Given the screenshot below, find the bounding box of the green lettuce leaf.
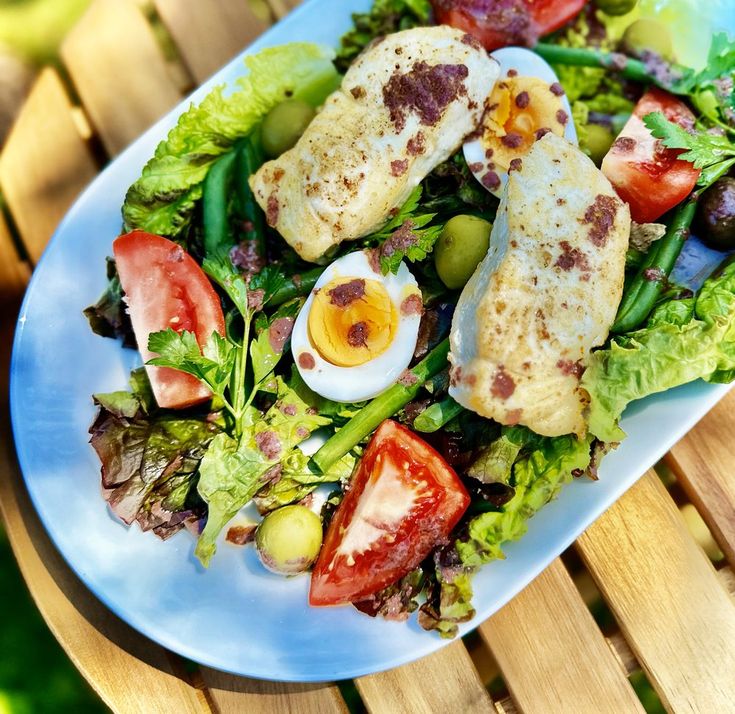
[122,43,338,236]
[195,379,330,565]
[418,547,476,639]
[457,433,592,567]
[254,448,356,514]
[583,260,735,442]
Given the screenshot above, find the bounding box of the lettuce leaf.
[194,378,330,565]
[89,375,218,538]
[457,432,592,567]
[583,260,735,442]
[122,43,338,237]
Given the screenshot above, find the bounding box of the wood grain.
[356,641,492,714]
[200,669,346,713]
[0,69,97,263]
[267,0,303,19]
[61,0,181,155]
[154,0,269,84]
[577,471,735,713]
[480,558,643,713]
[0,214,30,312]
[666,390,735,565]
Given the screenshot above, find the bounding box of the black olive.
[694,177,735,251]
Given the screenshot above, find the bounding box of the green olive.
[434,215,492,290]
[585,123,615,166]
[255,505,323,575]
[622,18,674,60]
[261,99,316,158]
[594,0,637,16]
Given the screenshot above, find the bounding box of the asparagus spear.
[311,338,451,472]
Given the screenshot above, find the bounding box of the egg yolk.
[307,277,397,367]
[483,76,567,172]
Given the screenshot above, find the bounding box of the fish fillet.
[250,26,499,262]
[449,133,630,437]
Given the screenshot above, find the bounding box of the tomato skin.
[113,231,226,409]
[601,88,701,224]
[431,0,588,51]
[309,420,470,606]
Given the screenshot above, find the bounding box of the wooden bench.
[1,2,734,711]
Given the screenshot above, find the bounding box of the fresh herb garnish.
[644,112,735,188]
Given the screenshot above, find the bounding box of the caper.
[261,99,316,158]
[585,123,615,166]
[255,505,323,575]
[594,0,637,16]
[434,215,492,290]
[622,18,674,61]
[694,177,735,251]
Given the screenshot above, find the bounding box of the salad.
[84,0,735,637]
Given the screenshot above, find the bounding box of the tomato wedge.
[309,420,470,606]
[601,88,701,224]
[431,0,588,51]
[113,231,226,409]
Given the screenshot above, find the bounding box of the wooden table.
[1,2,735,711]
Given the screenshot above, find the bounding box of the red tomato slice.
[113,230,226,409]
[601,88,701,224]
[309,420,470,606]
[431,0,587,51]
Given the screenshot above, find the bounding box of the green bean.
[311,338,451,473]
[612,196,698,333]
[413,396,464,433]
[534,43,683,91]
[202,150,236,256]
[269,267,324,307]
[235,139,266,257]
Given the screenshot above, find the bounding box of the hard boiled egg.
[291,251,422,403]
[464,47,577,197]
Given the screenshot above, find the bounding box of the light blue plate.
[10,0,734,682]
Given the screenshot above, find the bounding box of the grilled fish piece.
[449,133,630,437]
[250,26,499,262]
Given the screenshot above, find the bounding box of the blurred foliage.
[0,526,107,713]
[0,0,92,66]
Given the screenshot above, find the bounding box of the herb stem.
[311,338,451,473]
[612,196,698,333]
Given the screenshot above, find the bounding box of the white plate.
[10,0,733,681]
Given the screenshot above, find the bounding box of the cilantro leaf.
[249,264,288,307]
[644,111,735,188]
[379,220,443,275]
[249,299,301,384]
[202,251,249,317]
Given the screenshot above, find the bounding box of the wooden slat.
[480,558,643,713]
[0,68,97,263]
[666,390,735,565]
[356,641,492,714]
[61,0,181,156]
[0,214,31,311]
[200,669,346,713]
[577,471,735,712]
[154,0,269,84]
[268,0,302,20]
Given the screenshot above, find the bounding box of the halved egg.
[291,250,422,403]
[464,47,577,197]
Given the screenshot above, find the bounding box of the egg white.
[291,250,422,403]
[464,46,578,198]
